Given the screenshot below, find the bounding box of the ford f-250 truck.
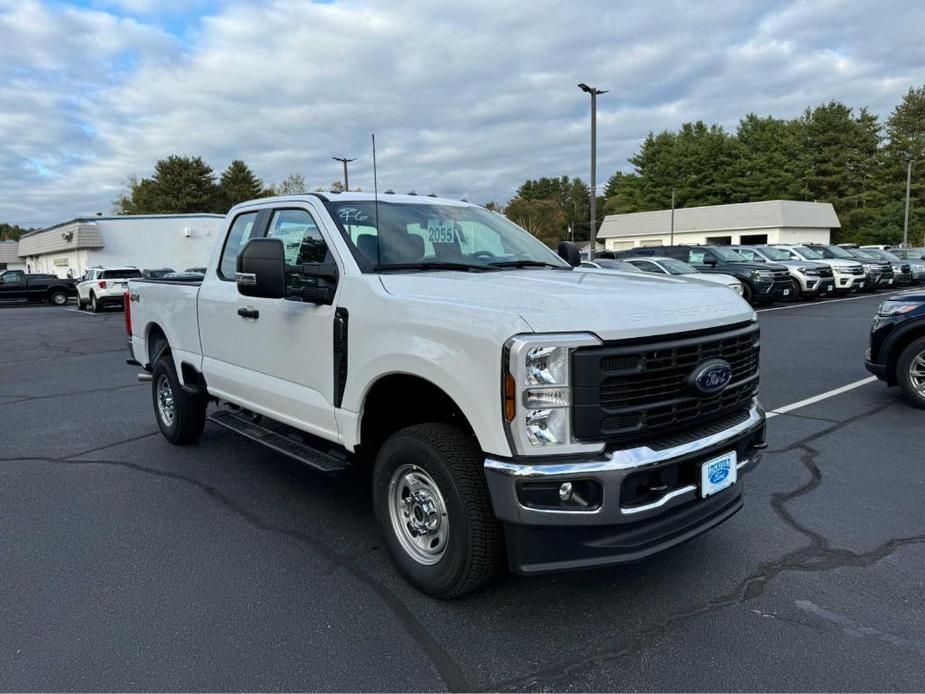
[0,270,76,305]
[125,193,767,597]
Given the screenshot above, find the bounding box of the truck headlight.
[504,333,605,456]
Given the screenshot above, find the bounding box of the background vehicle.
[860,248,915,285]
[620,256,744,295]
[614,245,790,304]
[0,270,76,306]
[805,244,893,291]
[731,245,834,300]
[890,249,925,282]
[579,259,643,272]
[76,267,143,311]
[772,244,866,293]
[142,268,176,279]
[865,290,925,408]
[126,193,766,598]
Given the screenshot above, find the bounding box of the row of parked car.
[73,266,206,311]
[582,243,925,306]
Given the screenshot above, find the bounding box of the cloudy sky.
[2,0,924,227]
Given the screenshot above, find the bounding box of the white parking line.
[64,308,96,316]
[757,293,885,313]
[766,376,878,418]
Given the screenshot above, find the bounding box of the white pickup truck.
[125,193,767,597]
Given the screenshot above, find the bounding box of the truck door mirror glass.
[297,263,338,305]
[557,241,581,267]
[236,238,286,299]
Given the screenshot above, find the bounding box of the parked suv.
[859,248,914,286]
[125,193,767,597]
[76,267,143,311]
[772,244,866,293]
[805,244,893,291]
[731,245,834,300]
[614,245,790,304]
[865,290,925,408]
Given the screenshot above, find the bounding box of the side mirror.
[558,241,581,267]
[297,262,338,305]
[237,238,286,299]
[703,257,718,267]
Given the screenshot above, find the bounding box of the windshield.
[710,247,749,262]
[811,245,853,259]
[659,258,698,274]
[734,248,765,262]
[792,245,823,260]
[755,246,791,261]
[593,259,642,272]
[873,250,902,262]
[324,201,569,271]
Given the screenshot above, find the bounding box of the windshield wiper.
[487,260,569,270]
[374,262,500,272]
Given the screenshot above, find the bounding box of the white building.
[0,240,26,271]
[17,214,224,278]
[597,200,840,251]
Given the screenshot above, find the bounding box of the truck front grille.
[572,322,759,446]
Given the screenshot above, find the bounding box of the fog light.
[558,482,573,501]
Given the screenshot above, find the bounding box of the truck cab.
[126,193,767,597]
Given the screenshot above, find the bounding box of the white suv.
[76,267,143,311]
[773,245,866,293]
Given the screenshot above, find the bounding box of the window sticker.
[427,219,456,244]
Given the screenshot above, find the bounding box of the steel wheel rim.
[156,374,176,426]
[52,293,66,305]
[387,464,449,565]
[910,351,925,393]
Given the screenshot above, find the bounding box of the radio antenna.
[372,133,381,268]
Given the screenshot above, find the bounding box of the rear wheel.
[372,423,503,598]
[90,292,101,312]
[48,290,69,306]
[896,337,925,410]
[151,356,208,444]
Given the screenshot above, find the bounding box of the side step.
[208,409,348,473]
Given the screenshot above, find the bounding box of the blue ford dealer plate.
[701,451,737,497]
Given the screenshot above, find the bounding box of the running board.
[208,409,348,473]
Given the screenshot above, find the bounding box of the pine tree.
[217,160,264,212]
[115,156,219,214]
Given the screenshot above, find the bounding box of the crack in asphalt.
[0,452,469,692]
[483,403,925,692]
[0,382,144,407]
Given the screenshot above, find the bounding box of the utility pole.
[903,160,913,247]
[578,83,607,255]
[670,188,676,245]
[332,156,355,191]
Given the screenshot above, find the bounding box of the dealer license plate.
[782,288,790,296]
[701,451,737,497]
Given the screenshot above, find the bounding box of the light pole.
[670,188,676,246]
[578,83,607,254]
[332,156,355,191]
[903,159,913,247]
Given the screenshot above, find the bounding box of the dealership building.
[0,240,26,271]
[596,200,839,251]
[16,214,224,278]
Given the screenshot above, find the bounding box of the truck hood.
[379,269,754,340]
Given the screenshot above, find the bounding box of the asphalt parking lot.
[1,293,923,692]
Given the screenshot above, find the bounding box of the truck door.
[198,203,340,442]
[0,270,28,299]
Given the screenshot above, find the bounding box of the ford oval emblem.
[709,465,729,484]
[689,359,733,396]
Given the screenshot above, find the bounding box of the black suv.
[614,245,791,304]
[865,290,925,408]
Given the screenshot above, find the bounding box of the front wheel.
[741,282,754,304]
[372,423,503,598]
[151,356,208,444]
[896,337,925,410]
[789,279,802,301]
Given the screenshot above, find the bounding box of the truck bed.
[128,278,203,370]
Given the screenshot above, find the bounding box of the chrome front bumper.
[484,404,766,527]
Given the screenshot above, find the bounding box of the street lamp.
[332,156,356,191]
[578,83,607,254]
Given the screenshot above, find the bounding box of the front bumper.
[484,404,767,573]
[864,358,887,379]
[801,276,836,296]
[834,273,865,292]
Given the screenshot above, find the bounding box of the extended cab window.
[219,212,259,280]
[266,209,328,265]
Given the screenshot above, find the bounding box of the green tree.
[879,86,925,245]
[504,197,566,247]
[267,173,308,196]
[0,222,35,241]
[216,160,264,212]
[115,155,219,214]
[732,114,808,202]
[516,175,591,240]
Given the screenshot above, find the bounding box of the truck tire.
[372,423,503,598]
[896,336,925,410]
[48,290,69,306]
[151,356,208,444]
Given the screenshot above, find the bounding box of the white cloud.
[1,0,925,225]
